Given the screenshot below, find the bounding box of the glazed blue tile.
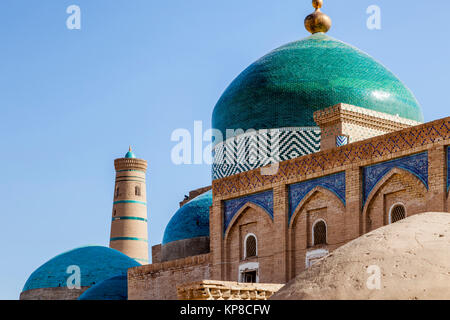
[163,190,212,245]
[363,152,428,206]
[22,246,140,292]
[224,190,273,233]
[212,33,423,140]
[336,136,348,147]
[78,275,128,300]
[288,172,346,222]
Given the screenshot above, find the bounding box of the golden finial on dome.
[129,145,132,152]
[304,0,332,34]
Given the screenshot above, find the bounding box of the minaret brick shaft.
[109,148,148,264]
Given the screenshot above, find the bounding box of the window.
[135,186,141,196]
[313,220,327,246]
[244,234,257,259]
[390,204,406,224]
[115,187,119,198]
[242,271,257,283]
[305,249,329,269]
[239,262,259,283]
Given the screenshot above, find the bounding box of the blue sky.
[0,0,449,299]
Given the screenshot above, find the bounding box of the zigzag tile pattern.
[336,135,349,147]
[288,172,346,222]
[213,128,321,180]
[362,152,428,207]
[223,190,274,234]
[213,117,450,199]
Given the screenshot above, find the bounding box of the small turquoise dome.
[22,246,140,292]
[78,275,128,300]
[212,33,423,136]
[125,149,136,158]
[162,190,212,245]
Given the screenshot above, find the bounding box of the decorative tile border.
[223,190,273,234]
[362,152,428,207]
[113,200,147,205]
[112,216,148,222]
[213,117,450,199]
[110,237,148,242]
[336,136,348,147]
[213,127,320,180]
[288,172,346,222]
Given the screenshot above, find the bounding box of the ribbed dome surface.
[22,246,140,292]
[212,33,423,136]
[162,190,212,245]
[78,275,128,300]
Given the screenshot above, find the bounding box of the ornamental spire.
[124,146,136,159]
[304,0,332,34]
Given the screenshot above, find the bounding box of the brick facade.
[129,116,450,298]
[313,103,421,150]
[110,157,149,264]
[211,116,450,284]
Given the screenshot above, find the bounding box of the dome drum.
[20,286,90,301]
[161,236,210,262]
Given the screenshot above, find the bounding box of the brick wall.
[211,116,450,285]
[130,117,450,299]
[364,169,428,233]
[151,244,161,264]
[289,189,347,276]
[313,103,422,150]
[128,254,211,300]
[224,206,275,283]
[20,287,89,300]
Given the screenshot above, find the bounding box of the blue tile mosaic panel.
[288,172,346,222]
[224,190,273,233]
[363,152,428,206]
[447,147,450,192]
[213,128,320,180]
[336,136,348,147]
[213,118,450,198]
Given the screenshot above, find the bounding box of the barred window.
[245,235,257,258]
[135,186,141,196]
[313,220,327,246]
[242,271,257,283]
[391,205,406,223]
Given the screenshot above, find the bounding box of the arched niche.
[363,167,427,233]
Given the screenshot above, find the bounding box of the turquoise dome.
[125,151,136,159]
[162,190,212,245]
[78,275,128,300]
[212,33,423,136]
[22,246,140,292]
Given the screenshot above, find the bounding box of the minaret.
[109,147,149,264]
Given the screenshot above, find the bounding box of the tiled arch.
[288,172,346,222]
[363,152,428,207]
[223,190,273,234]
